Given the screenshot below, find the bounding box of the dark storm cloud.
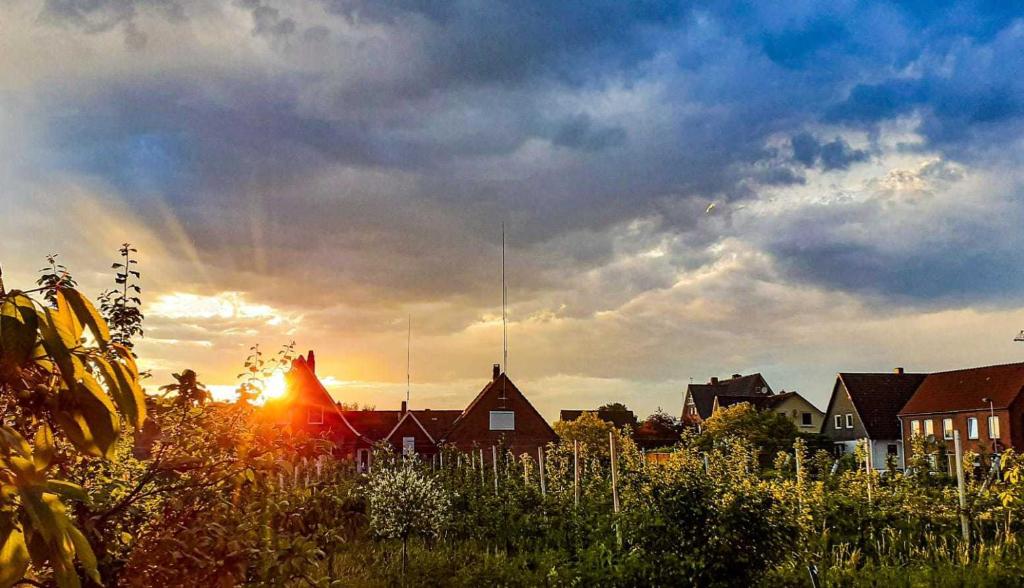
[25,0,1024,310]
[791,132,869,171]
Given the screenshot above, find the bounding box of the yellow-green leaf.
[33,424,55,471]
[52,291,83,349]
[60,289,111,349]
[94,356,146,430]
[0,525,30,588]
[66,522,100,584]
[45,480,88,504]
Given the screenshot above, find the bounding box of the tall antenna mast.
[502,223,508,375]
[406,315,411,406]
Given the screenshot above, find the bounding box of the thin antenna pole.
[502,224,508,375]
[406,315,411,406]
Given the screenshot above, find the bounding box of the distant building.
[821,368,926,469]
[714,390,825,433]
[898,363,1024,469]
[681,373,773,428]
[283,352,557,469]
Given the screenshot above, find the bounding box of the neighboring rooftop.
[837,371,927,440]
[686,373,774,420]
[900,362,1024,416]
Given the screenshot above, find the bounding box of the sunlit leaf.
[66,523,100,584]
[0,525,30,588]
[33,424,55,471]
[61,289,111,349]
[52,291,84,348]
[45,480,88,504]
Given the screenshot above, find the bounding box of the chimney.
[307,350,316,374]
[493,363,501,381]
[401,400,407,414]
[731,373,742,379]
[894,367,904,375]
[710,376,719,385]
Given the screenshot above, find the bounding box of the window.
[967,417,979,440]
[833,444,845,457]
[943,418,954,440]
[307,407,324,425]
[402,437,415,455]
[845,413,853,429]
[801,412,813,427]
[910,420,921,437]
[989,416,1001,439]
[489,410,515,431]
[887,444,898,456]
[834,415,843,430]
[923,419,934,438]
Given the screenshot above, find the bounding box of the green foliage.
[697,402,798,462]
[36,254,77,309]
[1,282,146,587]
[98,243,144,350]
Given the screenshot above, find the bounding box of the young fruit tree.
[367,462,450,573]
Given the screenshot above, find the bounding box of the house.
[714,390,825,433]
[283,352,557,466]
[444,365,559,456]
[898,363,1024,467]
[682,373,773,428]
[821,368,927,469]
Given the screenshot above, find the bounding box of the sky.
[4,1,1024,420]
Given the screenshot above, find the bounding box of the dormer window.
[307,407,324,425]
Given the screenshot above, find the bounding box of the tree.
[644,407,684,434]
[696,403,797,461]
[1,279,145,587]
[99,243,144,350]
[596,402,639,427]
[367,463,449,574]
[554,411,617,454]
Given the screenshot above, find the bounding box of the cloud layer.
[4,1,1024,417]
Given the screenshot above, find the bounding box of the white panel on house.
[307,407,324,425]
[489,410,515,431]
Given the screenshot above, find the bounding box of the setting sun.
[260,371,288,403]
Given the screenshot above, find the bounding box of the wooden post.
[954,430,970,543]
[573,440,580,508]
[794,444,803,513]
[480,449,485,486]
[523,456,529,485]
[440,452,444,468]
[538,446,547,496]
[702,452,709,474]
[609,431,620,514]
[863,438,872,506]
[492,446,499,495]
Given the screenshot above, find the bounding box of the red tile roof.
[838,372,927,439]
[899,362,1024,416]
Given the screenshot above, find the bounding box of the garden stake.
[492,446,499,494]
[954,430,970,544]
[538,446,547,496]
[573,440,580,508]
